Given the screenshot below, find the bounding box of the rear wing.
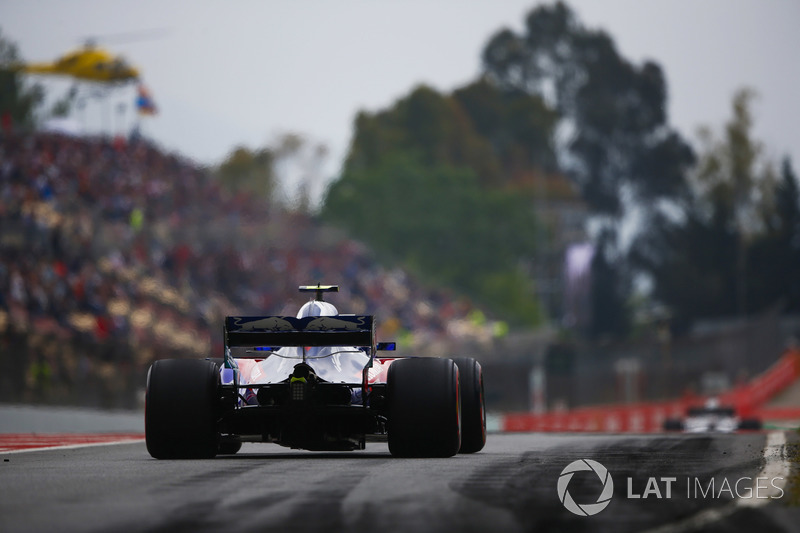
[224,315,375,350]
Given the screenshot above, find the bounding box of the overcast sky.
[2,0,799,199]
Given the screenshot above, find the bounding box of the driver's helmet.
[295,299,342,362]
[296,299,338,319]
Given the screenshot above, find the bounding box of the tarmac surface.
[1,430,798,533]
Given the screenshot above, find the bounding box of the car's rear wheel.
[218,440,243,455]
[452,357,486,453]
[145,358,220,459]
[387,357,461,458]
[663,418,684,431]
[738,418,762,431]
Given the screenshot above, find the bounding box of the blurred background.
[1,1,798,423]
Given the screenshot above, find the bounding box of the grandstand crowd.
[0,131,493,408]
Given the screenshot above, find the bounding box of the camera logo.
[557,459,614,516]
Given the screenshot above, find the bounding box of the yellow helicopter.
[22,39,140,83]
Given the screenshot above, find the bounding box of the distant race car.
[663,398,762,433]
[145,284,486,458]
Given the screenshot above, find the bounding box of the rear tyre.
[145,358,220,459]
[663,418,684,431]
[218,440,243,455]
[387,357,461,458]
[452,357,486,453]
[738,418,762,431]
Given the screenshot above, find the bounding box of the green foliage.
[630,90,800,329]
[630,205,739,332]
[322,154,542,325]
[452,79,559,179]
[0,28,44,130]
[215,145,275,201]
[476,271,543,326]
[692,90,777,236]
[345,83,558,189]
[323,2,798,336]
[325,78,563,325]
[748,158,800,313]
[774,159,800,243]
[481,1,694,216]
[590,230,631,339]
[270,133,329,213]
[345,85,503,187]
[477,1,699,338]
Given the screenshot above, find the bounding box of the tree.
[324,80,569,323]
[215,145,275,201]
[344,83,560,190]
[0,27,44,131]
[748,158,800,312]
[692,89,777,316]
[479,2,698,338]
[481,1,694,218]
[270,133,329,213]
[630,89,796,329]
[344,85,503,187]
[693,90,769,236]
[452,78,559,181]
[629,202,739,333]
[590,229,630,339]
[773,159,800,312]
[773,159,800,241]
[323,153,543,324]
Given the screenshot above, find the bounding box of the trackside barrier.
[499,349,800,433]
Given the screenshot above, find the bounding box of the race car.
[145,284,486,458]
[662,398,762,433]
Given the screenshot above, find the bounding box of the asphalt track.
[1,431,798,533]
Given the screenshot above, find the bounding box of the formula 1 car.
[662,398,762,433]
[145,284,486,458]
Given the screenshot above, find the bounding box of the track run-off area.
[0,433,144,453]
[2,427,799,533]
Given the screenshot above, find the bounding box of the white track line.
[642,431,789,533]
[0,438,145,455]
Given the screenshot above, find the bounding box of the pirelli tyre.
[218,440,243,455]
[387,357,461,458]
[738,418,763,431]
[452,357,486,453]
[145,358,220,459]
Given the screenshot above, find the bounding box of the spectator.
[0,131,490,408]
